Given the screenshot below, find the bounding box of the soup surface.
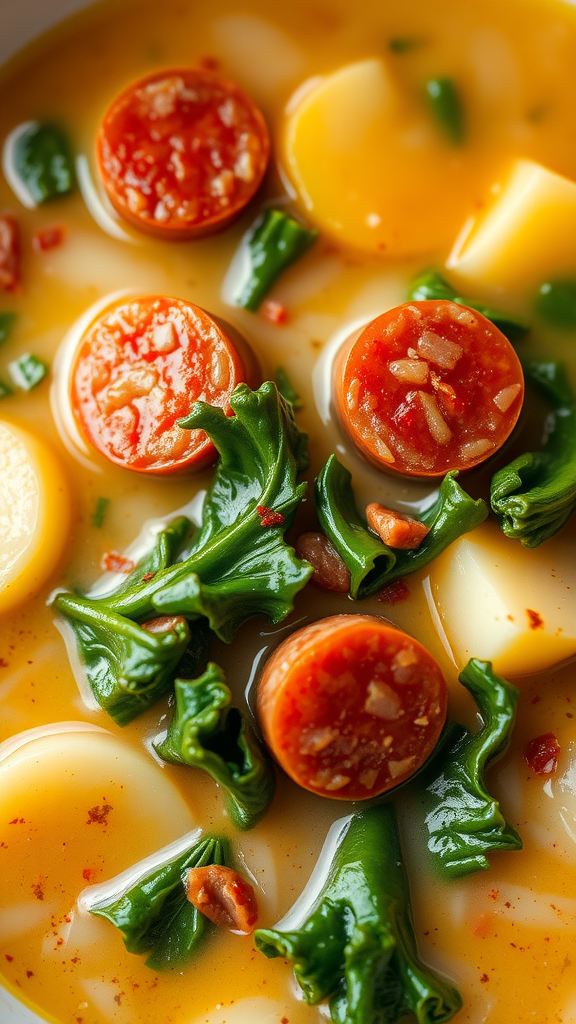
[1,1,576,1023]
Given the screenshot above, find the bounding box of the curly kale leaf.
[88,833,228,970]
[255,804,462,1024]
[419,659,522,879]
[54,383,312,724]
[315,455,488,598]
[155,663,275,830]
[407,269,528,342]
[490,360,576,546]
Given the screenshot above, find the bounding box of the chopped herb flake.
[388,36,424,53]
[9,353,48,390]
[92,496,110,528]
[6,121,75,206]
[0,312,17,345]
[425,77,465,145]
[0,378,13,398]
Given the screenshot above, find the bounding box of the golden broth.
[0,0,576,1022]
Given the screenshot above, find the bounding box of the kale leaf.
[315,454,488,598]
[88,833,228,970]
[54,383,312,724]
[155,662,275,830]
[419,659,522,879]
[255,804,463,1024]
[407,269,528,342]
[490,360,576,546]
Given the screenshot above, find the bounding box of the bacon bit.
[0,214,21,291]
[141,572,156,582]
[378,580,410,604]
[5,954,13,962]
[185,865,258,934]
[526,608,544,630]
[86,804,113,825]
[261,299,288,324]
[31,877,47,901]
[25,970,34,978]
[101,551,135,574]
[9,818,25,825]
[82,867,98,882]
[525,733,560,775]
[32,225,65,253]
[294,532,350,592]
[141,615,187,634]
[0,658,8,668]
[479,973,489,984]
[366,503,430,550]
[256,504,285,528]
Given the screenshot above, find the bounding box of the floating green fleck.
[92,496,110,528]
[0,312,17,346]
[9,353,48,391]
[425,77,465,145]
[8,122,75,205]
[535,280,576,330]
[233,209,318,311]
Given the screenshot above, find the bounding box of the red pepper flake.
[256,505,285,528]
[141,572,156,582]
[261,299,288,325]
[31,877,47,901]
[0,658,8,668]
[8,818,25,825]
[526,608,544,630]
[488,889,499,901]
[82,867,97,882]
[101,551,135,574]
[26,970,34,978]
[199,55,220,71]
[479,973,489,984]
[32,225,65,253]
[86,803,113,825]
[5,954,13,962]
[525,733,560,776]
[377,579,410,604]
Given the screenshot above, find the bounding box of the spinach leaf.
[315,455,488,598]
[89,833,228,971]
[407,269,528,342]
[55,384,312,723]
[255,804,462,1024]
[425,78,465,145]
[233,209,318,311]
[419,659,522,879]
[490,360,576,546]
[275,366,302,409]
[155,662,275,830]
[535,279,576,329]
[9,121,75,204]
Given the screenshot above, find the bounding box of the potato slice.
[447,158,576,294]
[0,420,70,613]
[427,521,576,676]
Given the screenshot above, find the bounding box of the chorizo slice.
[256,613,447,800]
[333,300,524,477]
[70,294,259,474]
[97,68,270,239]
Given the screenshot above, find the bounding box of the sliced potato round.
[0,420,70,613]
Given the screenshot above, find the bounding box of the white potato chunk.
[427,521,576,676]
[283,59,482,257]
[0,420,70,613]
[447,158,576,294]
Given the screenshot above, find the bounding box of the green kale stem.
[407,269,528,342]
[419,659,522,879]
[315,455,488,599]
[89,833,228,970]
[155,662,275,830]
[490,360,576,546]
[233,208,318,311]
[256,804,463,1024]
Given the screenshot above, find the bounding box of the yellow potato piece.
[427,520,576,677]
[447,158,576,294]
[0,420,70,613]
[283,58,482,258]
